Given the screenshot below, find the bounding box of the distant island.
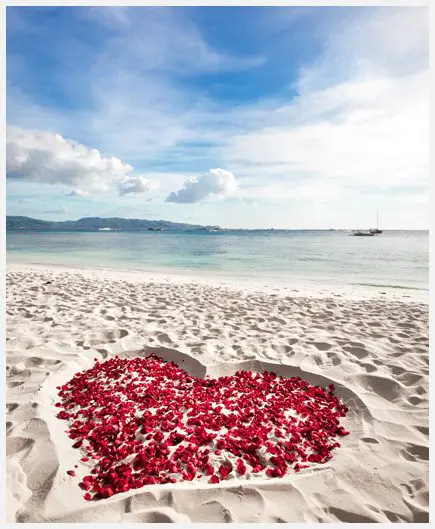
[6,216,222,232]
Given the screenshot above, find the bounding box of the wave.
[353,283,427,291]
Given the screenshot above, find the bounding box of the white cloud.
[68,189,89,197]
[295,7,427,94]
[223,72,428,194]
[118,175,160,196]
[6,125,133,191]
[166,168,238,203]
[218,8,428,201]
[84,7,264,75]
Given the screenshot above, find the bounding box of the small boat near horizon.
[351,229,375,237]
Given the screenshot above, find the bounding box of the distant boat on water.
[370,209,383,234]
[351,210,382,237]
[351,229,375,237]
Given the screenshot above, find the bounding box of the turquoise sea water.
[6,230,428,291]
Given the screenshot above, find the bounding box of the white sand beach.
[6,263,429,523]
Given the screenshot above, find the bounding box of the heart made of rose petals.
[56,353,349,501]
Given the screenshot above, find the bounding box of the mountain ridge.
[6,216,220,231]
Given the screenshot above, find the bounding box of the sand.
[6,263,429,523]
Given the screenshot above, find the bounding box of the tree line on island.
[6,216,223,232]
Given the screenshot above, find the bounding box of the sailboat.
[370,210,383,234]
[351,229,374,237]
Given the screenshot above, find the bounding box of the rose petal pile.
[56,354,349,501]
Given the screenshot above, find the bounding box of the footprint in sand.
[343,346,369,360]
[8,381,25,388]
[157,333,175,345]
[271,344,293,356]
[360,362,376,373]
[96,348,109,359]
[407,395,423,406]
[391,365,406,376]
[400,443,428,462]
[354,374,403,402]
[7,437,35,456]
[396,372,423,387]
[400,481,428,522]
[360,436,379,444]
[312,342,332,352]
[327,507,376,523]
[7,403,19,413]
[82,328,130,346]
[192,501,233,523]
[24,357,61,368]
[326,352,341,366]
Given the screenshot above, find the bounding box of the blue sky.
[6,6,429,228]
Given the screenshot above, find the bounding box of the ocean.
[6,230,428,292]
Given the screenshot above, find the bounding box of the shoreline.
[6,260,428,304]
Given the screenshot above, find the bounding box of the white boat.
[351,229,374,237]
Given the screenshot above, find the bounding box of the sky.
[6,6,429,229]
